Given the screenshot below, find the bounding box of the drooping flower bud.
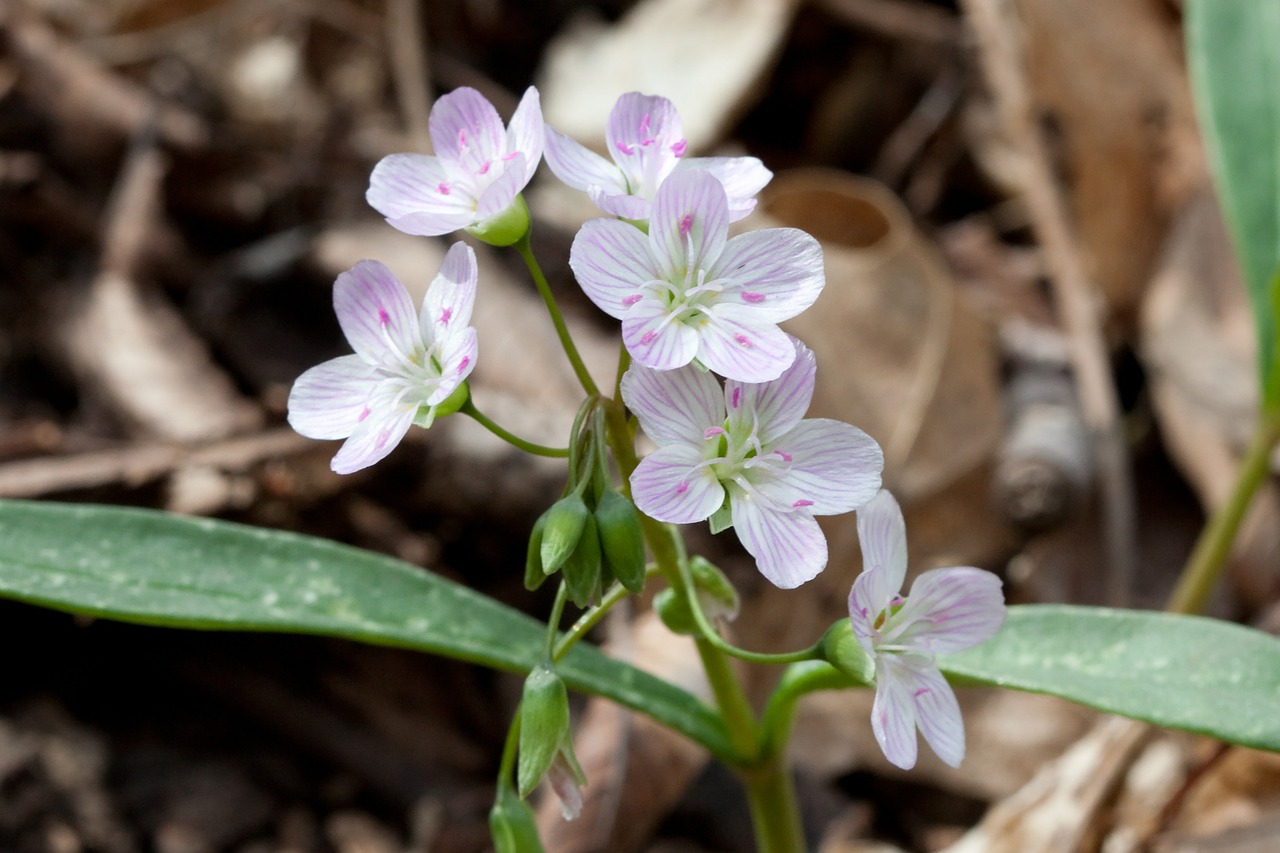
[517,664,586,819]
[540,495,590,574]
[561,513,602,608]
[654,557,740,635]
[593,489,647,594]
[524,510,551,591]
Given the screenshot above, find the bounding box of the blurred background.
[2,0,1277,851]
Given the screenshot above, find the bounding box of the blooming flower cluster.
[287,84,1006,800]
[848,490,1006,769]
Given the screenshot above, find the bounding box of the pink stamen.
[377,307,391,326]
[734,333,754,348]
[375,428,391,450]
[792,499,814,509]
[438,307,453,325]
[437,182,451,195]
[742,292,765,303]
[622,294,644,307]
[704,427,725,439]
[357,406,371,423]
[639,114,651,136]
[458,129,467,147]
[679,214,693,237]
[731,387,741,408]
[639,136,656,147]
[501,151,519,161]
[671,139,687,157]
[616,141,635,156]
[457,356,471,373]
[775,450,793,462]
[477,160,491,175]
[675,481,689,494]
[640,331,657,345]
[912,687,931,697]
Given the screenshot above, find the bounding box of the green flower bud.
[593,490,647,594]
[540,495,590,574]
[524,511,550,591]
[466,194,531,247]
[517,664,571,798]
[489,786,544,853]
[561,513,602,608]
[820,619,875,686]
[653,557,739,636]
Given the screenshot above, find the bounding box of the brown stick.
[960,0,1137,604]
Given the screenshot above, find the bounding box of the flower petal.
[430,326,477,404]
[725,337,813,442]
[544,127,628,195]
[857,490,909,591]
[366,153,475,233]
[906,661,966,768]
[591,188,653,221]
[630,445,724,524]
[329,403,415,474]
[679,156,772,220]
[287,355,378,439]
[649,169,728,282]
[892,567,1005,655]
[474,153,528,220]
[505,87,544,184]
[695,306,795,382]
[421,242,478,343]
[429,87,505,171]
[731,497,827,588]
[606,92,683,176]
[711,228,824,322]
[621,297,699,371]
[775,419,883,515]
[333,260,421,365]
[569,219,656,319]
[620,362,724,447]
[871,656,920,770]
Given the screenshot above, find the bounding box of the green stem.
[1166,411,1280,614]
[543,583,569,658]
[514,234,600,397]
[600,395,806,851]
[461,401,570,458]
[552,577,638,662]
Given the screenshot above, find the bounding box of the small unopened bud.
[540,495,590,574]
[594,490,647,594]
[654,557,739,635]
[524,511,550,591]
[561,513,602,608]
[517,665,571,798]
[820,620,875,686]
[489,786,544,852]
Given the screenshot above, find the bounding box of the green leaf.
[941,605,1280,752]
[1186,0,1280,404]
[0,500,735,761]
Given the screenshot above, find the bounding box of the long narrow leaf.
[0,500,736,761]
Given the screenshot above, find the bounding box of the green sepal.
[708,501,733,535]
[654,557,739,636]
[523,511,550,592]
[561,514,602,608]
[593,490,647,594]
[819,619,875,686]
[433,382,471,420]
[540,495,590,575]
[517,664,572,798]
[654,587,697,635]
[489,786,545,853]
[467,194,532,247]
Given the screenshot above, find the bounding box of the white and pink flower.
[287,244,478,474]
[571,169,823,383]
[849,490,1006,770]
[622,339,883,588]
[544,92,771,222]
[367,87,542,242]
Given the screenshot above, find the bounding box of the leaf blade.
[0,500,735,760]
